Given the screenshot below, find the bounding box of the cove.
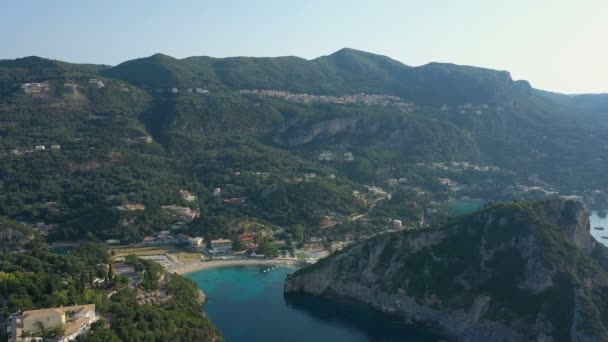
[187,265,441,342]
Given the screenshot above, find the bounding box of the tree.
[231,236,245,251]
[292,224,305,245]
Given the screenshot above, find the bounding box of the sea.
[187,265,441,342]
[590,209,608,247]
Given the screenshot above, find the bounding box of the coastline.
[167,258,303,275]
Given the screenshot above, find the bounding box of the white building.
[210,239,232,254]
[9,304,98,342]
[34,145,45,151]
[191,237,205,248]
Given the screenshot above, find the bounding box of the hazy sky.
[2,0,607,94]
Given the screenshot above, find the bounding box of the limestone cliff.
[285,200,608,341]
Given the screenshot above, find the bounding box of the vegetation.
[0,243,221,341]
[0,49,607,245]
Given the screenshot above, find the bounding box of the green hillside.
[0,49,606,244]
[286,199,608,341]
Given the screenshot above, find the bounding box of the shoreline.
[167,258,304,275]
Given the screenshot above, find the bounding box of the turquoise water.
[448,199,485,216]
[187,265,441,342]
[590,210,608,247]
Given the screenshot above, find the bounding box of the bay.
[187,265,441,342]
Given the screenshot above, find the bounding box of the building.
[21,83,50,94]
[161,205,199,221]
[392,219,403,230]
[223,197,246,205]
[344,152,355,161]
[34,145,45,151]
[88,79,105,88]
[239,232,255,244]
[169,88,178,94]
[318,151,334,161]
[179,190,197,202]
[191,237,204,248]
[210,239,232,254]
[117,203,145,211]
[195,88,209,94]
[9,304,97,342]
[50,144,61,150]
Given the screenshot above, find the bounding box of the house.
[318,151,334,161]
[105,239,121,245]
[34,145,45,151]
[212,188,221,196]
[117,203,145,211]
[169,88,178,94]
[161,205,199,220]
[210,239,232,254]
[9,304,97,342]
[191,237,205,247]
[179,190,197,202]
[142,236,157,244]
[392,219,403,230]
[223,197,246,205]
[239,232,255,243]
[50,144,61,150]
[387,178,399,187]
[88,79,105,88]
[195,88,209,94]
[344,152,355,161]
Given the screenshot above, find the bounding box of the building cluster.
[417,161,501,173]
[457,103,490,115]
[20,82,50,94]
[8,304,98,342]
[240,89,414,112]
[4,144,61,157]
[318,151,355,162]
[168,87,209,94]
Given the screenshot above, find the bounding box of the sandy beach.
[167,258,303,275]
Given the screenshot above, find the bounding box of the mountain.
[0,49,607,245]
[285,199,608,341]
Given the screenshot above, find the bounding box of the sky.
[1,0,607,94]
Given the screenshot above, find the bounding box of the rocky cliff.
[285,200,608,341]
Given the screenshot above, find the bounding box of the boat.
[594,227,605,230]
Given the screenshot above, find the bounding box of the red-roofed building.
[239,232,255,243]
[223,197,246,205]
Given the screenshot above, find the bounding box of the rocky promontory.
[285,199,608,341]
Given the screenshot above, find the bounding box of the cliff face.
[285,200,608,341]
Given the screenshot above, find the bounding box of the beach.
[167,258,303,275]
